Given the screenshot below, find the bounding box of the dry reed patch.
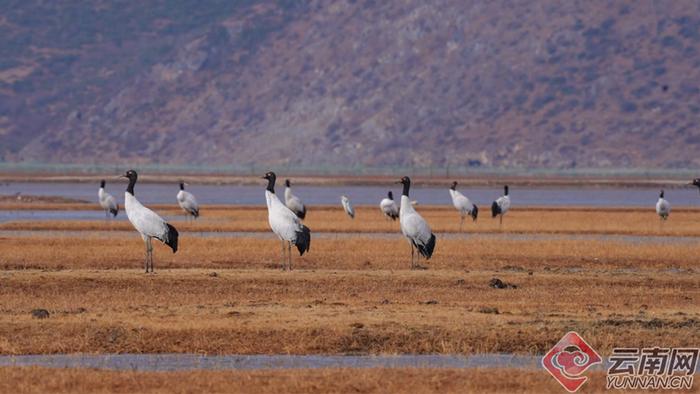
[0,269,696,355]
[0,235,699,271]
[0,367,629,394]
[3,206,700,236]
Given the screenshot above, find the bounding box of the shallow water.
[0,210,168,223]
[2,182,698,207]
[0,210,126,222]
[0,354,544,371]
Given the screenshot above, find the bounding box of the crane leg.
[143,238,149,273]
[410,245,415,270]
[499,215,503,230]
[460,216,464,232]
[147,237,154,273]
[287,242,293,271]
[281,240,286,271]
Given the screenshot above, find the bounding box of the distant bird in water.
[691,178,700,194]
[398,176,436,269]
[264,172,311,271]
[176,182,199,220]
[449,181,478,230]
[284,179,306,220]
[491,185,511,228]
[656,190,670,223]
[98,179,119,218]
[122,170,178,273]
[379,191,399,221]
[341,195,355,219]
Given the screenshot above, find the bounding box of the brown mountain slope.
[3,1,700,170]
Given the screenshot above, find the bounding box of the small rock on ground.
[489,277,518,289]
[31,309,50,319]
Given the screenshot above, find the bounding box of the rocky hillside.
[2,0,700,170]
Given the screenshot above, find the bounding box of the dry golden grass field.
[0,203,698,393]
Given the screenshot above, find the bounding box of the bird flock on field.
[97,170,696,273]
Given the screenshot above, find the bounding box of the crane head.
[398,176,411,186]
[122,169,137,182]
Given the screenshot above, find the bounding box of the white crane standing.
[98,179,119,218]
[491,185,511,229]
[264,172,311,271]
[379,191,399,221]
[176,182,199,220]
[284,179,307,220]
[122,170,178,273]
[656,190,670,226]
[341,195,355,219]
[449,181,478,230]
[398,176,436,269]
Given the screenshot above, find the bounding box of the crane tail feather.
[491,201,501,217]
[471,204,478,221]
[295,225,311,256]
[415,233,436,259]
[164,223,179,253]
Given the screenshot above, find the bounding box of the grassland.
[1,266,697,356]
[0,205,698,392]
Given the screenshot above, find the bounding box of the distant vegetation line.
[0,162,696,179]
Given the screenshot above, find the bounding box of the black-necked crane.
[176,182,199,220]
[379,191,399,221]
[491,185,511,229]
[398,176,436,269]
[122,170,178,273]
[98,179,119,218]
[341,195,355,219]
[449,181,478,230]
[264,172,311,271]
[691,178,700,194]
[284,179,306,219]
[656,190,670,226]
